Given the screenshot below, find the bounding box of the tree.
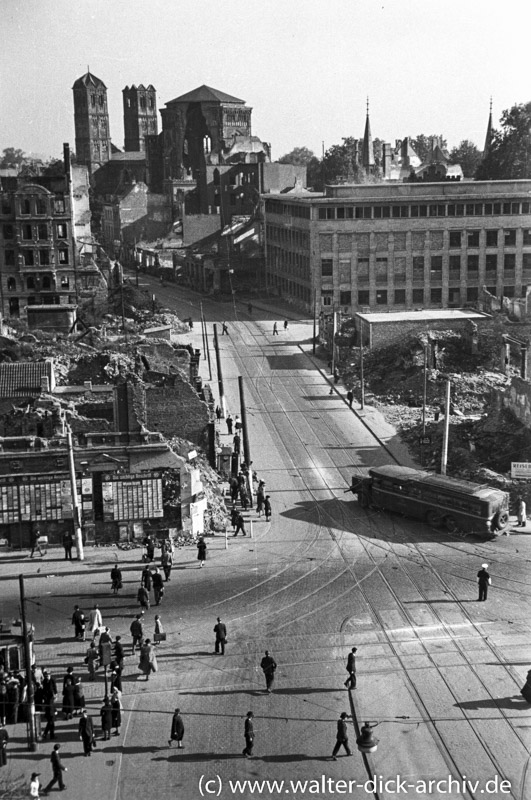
[476,101,531,180]
[278,146,316,166]
[449,140,482,178]
[410,134,448,163]
[0,147,27,169]
[322,137,364,184]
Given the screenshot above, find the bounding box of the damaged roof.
[0,361,55,398]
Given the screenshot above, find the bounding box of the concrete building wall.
[132,381,210,445]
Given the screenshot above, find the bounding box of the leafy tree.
[448,140,482,178]
[476,101,531,180]
[411,134,448,163]
[278,146,316,166]
[306,156,323,191]
[0,147,27,169]
[323,137,364,184]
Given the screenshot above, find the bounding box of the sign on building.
[511,462,531,479]
[0,475,93,525]
[101,473,163,521]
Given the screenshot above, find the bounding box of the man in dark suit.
[242,711,254,757]
[331,712,352,760]
[344,647,358,689]
[42,743,67,793]
[213,617,227,655]
[260,651,277,693]
[477,563,491,601]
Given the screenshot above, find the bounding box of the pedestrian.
[226,414,233,434]
[62,678,74,720]
[283,319,288,330]
[78,709,95,756]
[334,367,340,384]
[110,564,123,594]
[331,712,352,760]
[43,744,67,793]
[234,415,242,432]
[100,697,112,740]
[242,711,254,758]
[154,614,165,645]
[197,538,207,568]
[138,639,158,681]
[344,647,357,689]
[213,617,227,655]
[111,689,123,736]
[233,433,241,455]
[188,318,193,331]
[239,485,249,511]
[222,322,229,335]
[346,389,354,408]
[41,671,57,704]
[517,496,527,527]
[152,568,164,605]
[130,614,144,653]
[521,668,531,703]
[5,675,19,725]
[30,529,45,558]
[161,548,173,581]
[215,405,222,422]
[273,322,279,335]
[168,708,184,748]
[71,605,86,641]
[260,650,277,693]
[0,723,8,767]
[88,604,103,639]
[30,772,41,798]
[264,495,272,522]
[137,583,150,610]
[229,476,239,503]
[143,536,155,562]
[477,563,491,601]
[42,697,56,740]
[114,636,125,671]
[62,531,74,561]
[85,641,99,682]
[256,491,264,517]
[233,512,246,537]
[73,676,85,715]
[110,666,123,694]
[141,564,153,591]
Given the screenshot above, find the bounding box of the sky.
[1,0,530,162]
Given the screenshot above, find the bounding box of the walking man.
[130,614,144,653]
[62,531,74,561]
[226,414,233,435]
[517,496,527,527]
[213,617,227,655]
[42,744,67,793]
[88,604,103,639]
[346,389,354,408]
[152,568,164,605]
[233,512,246,537]
[222,322,229,335]
[273,322,279,335]
[344,647,357,689]
[283,320,288,330]
[168,708,184,748]
[260,650,277,693]
[30,529,45,558]
[477,563,491,601]
[242,711,254,758]
[78,709,95,756]
[331,712,352,760]
[161,548,173,581]
[71,606,86,641]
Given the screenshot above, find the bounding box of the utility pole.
[331,311,338,376]
[420,344,428,466]
[201,305,212,381]
[440,379,451,475]
[19,575,37,751]
[200,302,207,359]
[213,324,226,417]
[67,426,84,560]
[239,376,251,468]
[312,289,317,355]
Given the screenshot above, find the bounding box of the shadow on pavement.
[455,695,530,711]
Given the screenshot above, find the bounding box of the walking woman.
[111,689,123,736]
[138,639,158,681]
[85,641,99,682]
[197,538,207,568]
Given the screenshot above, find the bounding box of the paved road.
[6,286,531,800]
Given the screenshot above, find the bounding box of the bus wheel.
[444,515,458,533]
[426,510,441,528]
[492,510,509,531]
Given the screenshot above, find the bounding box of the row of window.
[1,196,66,216]
[264,200,311,219]
[315,200,531,221]
[266,225,311,249]
[321,286,515,308]
[317,228,531,253]
[6,275,69,291]
[3,249,69,266]
[321,252,531,277]
[2,223,68,241]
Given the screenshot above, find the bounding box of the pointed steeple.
[361,96,374,169]
[483,97,493,157]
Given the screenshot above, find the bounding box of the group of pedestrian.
[138,564,165,607]
[272,320,289,335]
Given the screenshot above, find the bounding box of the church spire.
[361,96,374,169]
[483,97,493,157]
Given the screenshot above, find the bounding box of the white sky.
[1,0,530,161]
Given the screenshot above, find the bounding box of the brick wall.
[363,316,493,349]
[133,378,209,445]
[501,376,531,428]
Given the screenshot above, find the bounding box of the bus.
[351,465,510,538]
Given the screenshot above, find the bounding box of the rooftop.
[356,309,489,324]
[166,85,245,106]
[0,361,54,398]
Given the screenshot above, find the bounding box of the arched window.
[7,278,16,292]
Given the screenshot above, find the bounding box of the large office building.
[264,180,531,314]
